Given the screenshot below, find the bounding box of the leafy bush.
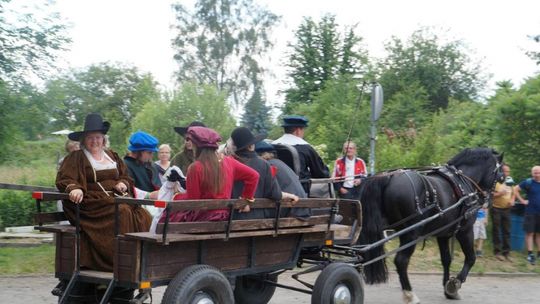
[0,190,54,229]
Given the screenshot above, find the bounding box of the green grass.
[0,244,55,275]
[386,238,540,274]
[0,138,62,186]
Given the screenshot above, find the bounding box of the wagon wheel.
[161,265,234,304]
[311,263,364,304]
[234,273,278,304]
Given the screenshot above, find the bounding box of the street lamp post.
[369,83,383,176]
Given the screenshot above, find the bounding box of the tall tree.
[526,34,540,65]
[0,0,70,85]
[132,82,236,152]
[240,86,271,134]
[284,15,368,112]
[490,74,540,180]
[171,0,280,107]
[378,28,485,111]
[42,63,161,151]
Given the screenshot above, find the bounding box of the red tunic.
[163,156,259,222]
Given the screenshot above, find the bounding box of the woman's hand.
[114,182,128,193]
[69,189,84,204]
[149,191,159,200]
[282,192,300,205]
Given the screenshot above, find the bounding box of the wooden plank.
[254,235,296,252]
[206,256,249,270]
[145,243,199,266]
[0,183,57,192]
[156,215,330,234]
[125,224,333,243]
[165,198,338,211]
[115,238,141,283]
[57,233,75,274]
[80,270,113,280]
[254,252,292,266]
[34,212,68,224]
[35,224,75,233]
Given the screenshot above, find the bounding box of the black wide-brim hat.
[231,127,266,151]
[174,121,206,137]
[68,113,110,141]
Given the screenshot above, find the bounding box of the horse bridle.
[451,155,503,205]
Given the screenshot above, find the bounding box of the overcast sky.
[50,0,540,105]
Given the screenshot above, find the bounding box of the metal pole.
[369,122,376,176]
[369,83,384,176]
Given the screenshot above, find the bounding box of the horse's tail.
[357,174,391,284]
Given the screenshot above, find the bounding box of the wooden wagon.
[33,191,364,304]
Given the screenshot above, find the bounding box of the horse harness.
[384,165,486,231]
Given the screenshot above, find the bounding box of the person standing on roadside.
[491,164,515,261]
[514,165,540,265]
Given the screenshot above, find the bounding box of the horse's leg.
[437,236,459,299]
[445,227,476,300]
[436,236,452,288]
[395,234,420,304]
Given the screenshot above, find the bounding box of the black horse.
[357,148,504,303]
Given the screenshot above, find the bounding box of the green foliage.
[171,0,280,107]
[291,75,370,163]
[284,15,369,112]
[0,81,23,161]
[490,74,540,180]
[132,82,236,152]
[0,190,55,229]
[379,82,431,131]
[378,28,484,111]
[0,0,71,85]
[526,34,540,65]
[42,63,162,151]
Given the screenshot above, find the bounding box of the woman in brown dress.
[56,113,151,272]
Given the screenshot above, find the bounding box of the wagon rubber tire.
[234,273,278,304]
[161,264,234,304]
[311,263,364,304]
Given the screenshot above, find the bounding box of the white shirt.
[343,157,356,188]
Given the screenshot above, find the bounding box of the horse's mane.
[447,148,497,166]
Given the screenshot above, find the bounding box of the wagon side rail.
[114,197,362,246]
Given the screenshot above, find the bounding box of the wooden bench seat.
[125,224,348,243]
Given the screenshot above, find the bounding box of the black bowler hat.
[281,115,309,128]
[174,121,206,137]
[231,127,266,151]
[68,113,110,141]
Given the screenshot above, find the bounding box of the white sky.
[49,0,540,105]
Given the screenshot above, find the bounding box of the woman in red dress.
[161,126,259,222]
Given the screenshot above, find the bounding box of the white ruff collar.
[272,134,309,146]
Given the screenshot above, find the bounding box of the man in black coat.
[230,127,298,219]
[272,115,329,196]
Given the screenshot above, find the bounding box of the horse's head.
[448,148,504,191]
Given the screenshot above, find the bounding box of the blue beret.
[281,115,309,127]
[255,141,275,153]
[128,131,159,152]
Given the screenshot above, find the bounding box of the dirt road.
[1,272,538,303]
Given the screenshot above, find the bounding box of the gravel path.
[1,272,539,303]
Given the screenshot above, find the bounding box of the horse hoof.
[444,277,462,300]
[403,290,421,304]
